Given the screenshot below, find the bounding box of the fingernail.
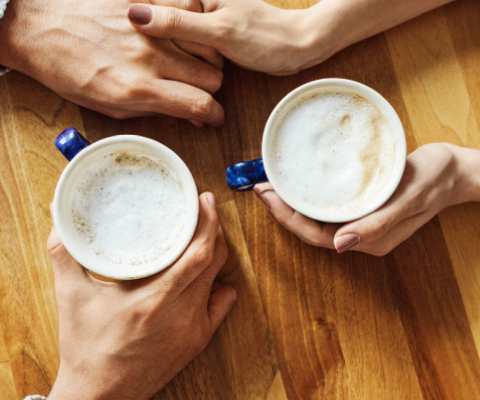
[128,5,152,25]
[334,233,360,254]
[206,192,216,209]
[254,189,271,210]
[189,120,204,128]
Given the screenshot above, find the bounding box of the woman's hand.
[254,143,480,256]
[47,193,237,400]
[0,0,224,125]
[127,0,453,77]
[128,0,331,76]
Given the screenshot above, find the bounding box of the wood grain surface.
[1,0,480,399]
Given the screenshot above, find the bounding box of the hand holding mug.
[255,143,480,256]
[47,193,237,400]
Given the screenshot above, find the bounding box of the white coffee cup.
[226,79,407,223]
[53,129,199,280]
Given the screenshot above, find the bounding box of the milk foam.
[71,151,187,266]
[272,91,395,214]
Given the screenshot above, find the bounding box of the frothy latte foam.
[71,151,187,266]
[271,91,396,215]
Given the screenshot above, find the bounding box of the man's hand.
[0,0,225,126]
[47,193,237,400]
[254,144,480,256]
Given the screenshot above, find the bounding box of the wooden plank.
[0,72,83,397]
[386,217,480,399]
[0,0,479,398]
[385,0,480,358]
[155,200,279,399]
[0,324,19,400]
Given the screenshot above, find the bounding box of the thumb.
[128,4,220,47]
[208,282,237,332]
[48,204,88,283]
[333,201,408,254]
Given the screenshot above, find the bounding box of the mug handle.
[226,158,268,191]
[54,127,90,161]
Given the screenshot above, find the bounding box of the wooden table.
[1,0,480,398]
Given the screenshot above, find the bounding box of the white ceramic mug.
[53,128,199,280]
[226,79,407,223]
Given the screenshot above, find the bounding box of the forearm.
[304,0,453,64]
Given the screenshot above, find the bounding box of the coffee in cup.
[226,79,406,223]
[71,150,188,266]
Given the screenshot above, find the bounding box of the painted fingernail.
[128,5,152,25]
[254,189,271,210]
[334,233,360,254]
[206,192,216,209]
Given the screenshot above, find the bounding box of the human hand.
[254,143,477,256]
[47,193,237,400]
[128,0,330,76]
[0,0,225,126]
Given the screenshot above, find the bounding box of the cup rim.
[262,78,407,223]
[53,135,199,280]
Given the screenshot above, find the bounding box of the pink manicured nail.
[206,192,216,209]
[334,233,360,253]
[128,5,152,25]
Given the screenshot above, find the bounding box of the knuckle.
[190,95,215,120]
[184,62,223,93]
[181,0,199,12]
[369,217,391,238]
[275,211,292,226]
[165,273,184,292]
[109,76,146,105]
[209,69,223,92]
[193,245,214,268]
[163,8,181,34]
[215,18,234,39]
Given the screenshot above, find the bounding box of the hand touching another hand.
[128,0,327,76]
[0,0,224,125]
[47,193,237,400]
[127,0,452,77]
[254,144,480,256]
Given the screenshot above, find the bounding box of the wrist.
[47,366,115,400]
[292,3,344,70]
[448,143,480,204]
